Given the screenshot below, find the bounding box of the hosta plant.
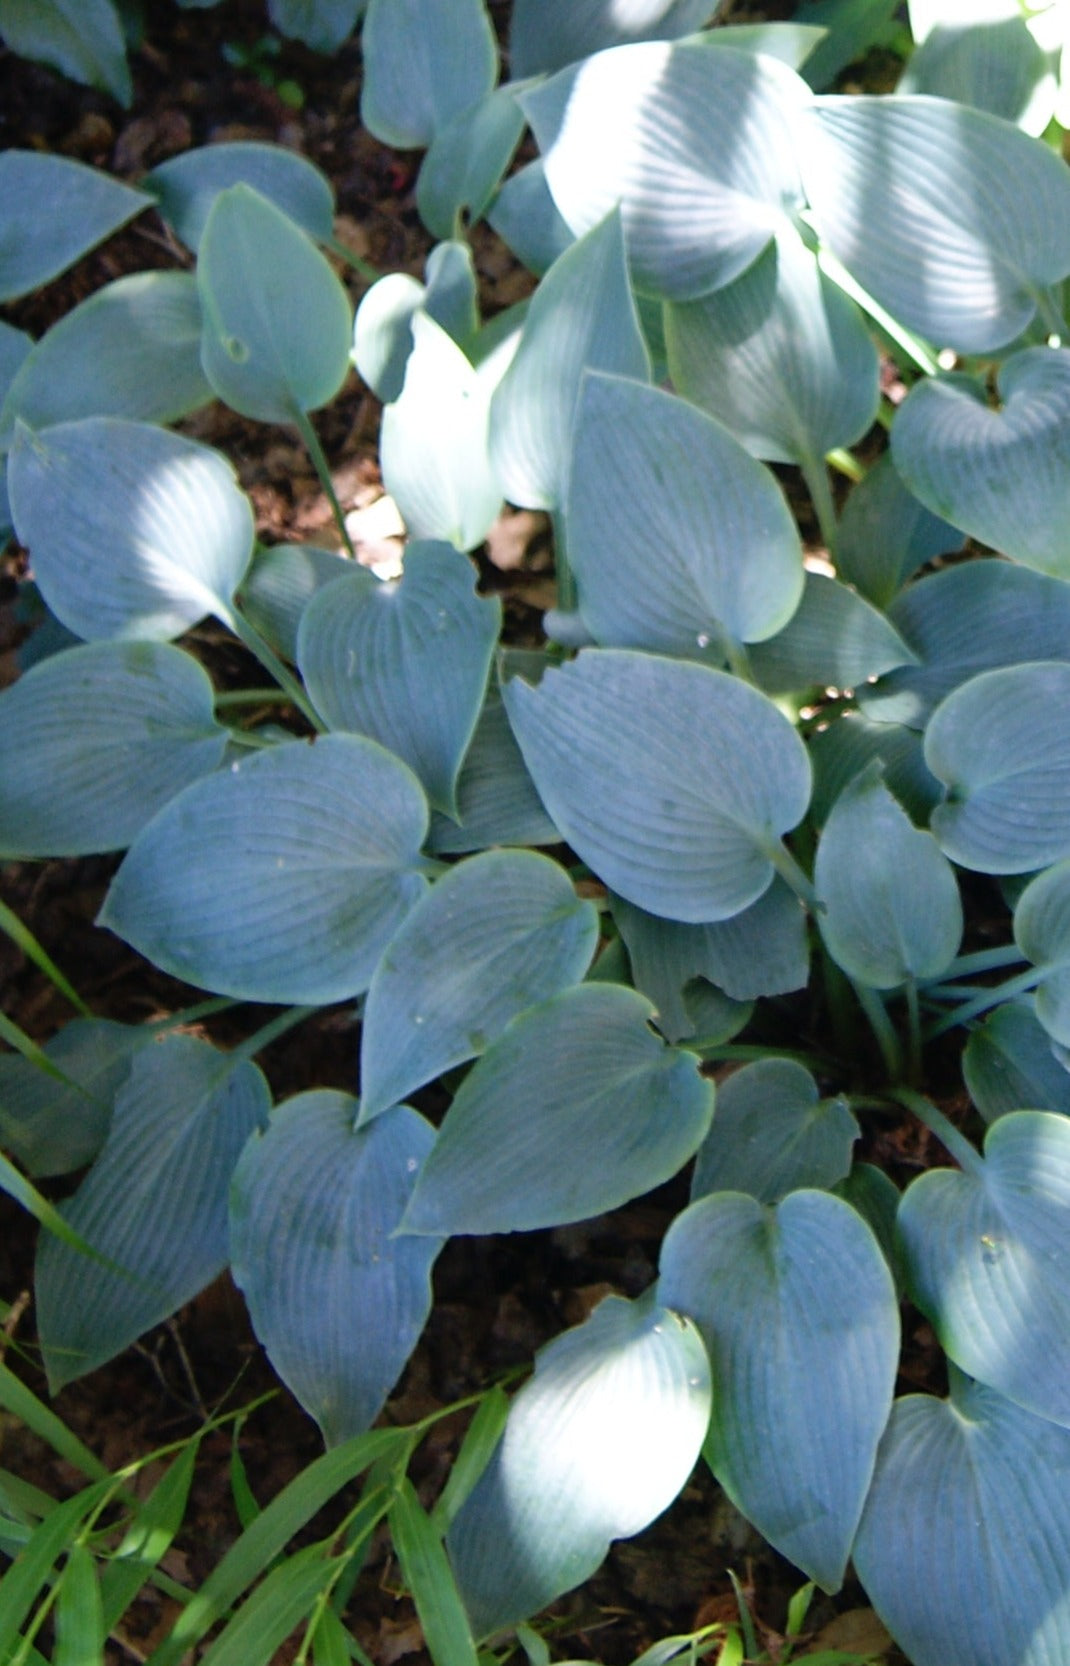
[6,1,1070,1662]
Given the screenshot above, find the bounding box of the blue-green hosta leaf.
[834,1162,906,1293]
[380,314,503,551]
[690,1060,859,1203]
[0,152,150,302]
[898,1110,1070,1425]
[509,0,718,76]
[924,662,1070,874]
[487,161,575,277]
[502,650,812,923]
[0,321,32,404]
[230,1093,440,1444]
[198,186,353,425]
[416,85,526,242]
[835,453,964,609]
[8,418,254,641]
[0,274,212,444]
[35,1036,270,1391]
[360,0,497,149]
[567,375,803,656]
[666,227,879,469]
[426,688,561,854]
[900,16,1056,134]
[359,851,598,1124]
[0,0,131,103]
[890,351,1070,580]
[794,0,898,89]
[1013,860,1070,1049]
[297,545,500,815]
[237,543,349,662]
[963,1000,1070,1125]
[612,880,808,1033]
[815,764,962,988]
[703,23,827,66]
[800,97,1070,353]
[0,1019,141,1177]
[808,712,942,828]
[0,641,227,858]
[521,42,810,301]
[448,1294,711,1638]
[143,142,335,252]
[267,0,365,50]
[658,1188,899,1591]
[489,213,650,511]
[353,243,479,404]
[748,573,916,696]
[99,736,429,1004]
[858,562,1070,729]
[400,984,713,1235]
[854,1374,1070,1666]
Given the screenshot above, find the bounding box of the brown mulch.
[1,6,908,1661]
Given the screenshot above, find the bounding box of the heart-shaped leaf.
[891,350,1070,580]
[297,543,500,815]
[143,141,335,251]
[99,736,429,1005]
[835,453,964,609]
[801,97,1070,352]
[0,0,132,104]
[963,999,1070,1124]
[924,661,1070,873]
[488,212,650,511]
[198,185,353,425]
[900,15,1055,134]
[665,226,879,470]
[360,0,497,148]
[567,375,803,656]
[8,417,254,641]
[0,1019,141,1177]
[230,1093,441,1444]
[35,1036,269,1391]
[690,1060,859,1203]
[898,1109,1070,1425]
[359,850,598,1124]
[502,650,812,923]
[447,1294,712,1638]
[400,983,712,1235]
[658,1188,899,1591]
[0,641,228,857]
[0,274,212,443]
[509,0,719,76]
[612,879,809,1028]
[416,85,526,242]
[426,686,560,855]
[858,561,1070,729]
[380,313,504,551]
[521,41,810,300]
[854,1374,1070,1666]
[1013,860,1070,1048]
[354,242,479,404]
[0,152,150,302]
[747,572,917,696]
[815,763,962,988]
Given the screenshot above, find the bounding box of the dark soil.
[0,6,909,1662]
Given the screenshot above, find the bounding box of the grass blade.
[389,1479,479,1666]
[0,900,90,1016]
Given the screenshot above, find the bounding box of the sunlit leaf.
[509,0,719,76]
[899,15,1056,134]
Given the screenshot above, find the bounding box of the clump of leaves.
[5,1,1070,1663]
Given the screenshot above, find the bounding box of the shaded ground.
[0,6,911,1661]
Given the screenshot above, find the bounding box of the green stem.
[904,976,922,1087]
[214,687,293,708]
[550,507,576,616]
[689,1042,838,1070]
[231,1005,316,1063]
[292,406,355,556]
[924,963,1047,1041]
[324,234,382,286]
[766,840,821,913]
[888,1086,985,1178]
[816,245,940,375]
[852,979,903,1081]
[826,446,866,484]
[801,452,838,558]
[221,605,326,732]
[1032,284,1068,341]
[823,948,859,1060]
[922,943,1027,984]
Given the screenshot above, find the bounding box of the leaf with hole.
[400,983,712,1235]
[359,850,598,1124]
[100,736,429,1004]
[658,1188,899,1591]
[502,650,812,923]
[8,417,254,641]
[447,1294,711,1638]
[230,1094,441,1444]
